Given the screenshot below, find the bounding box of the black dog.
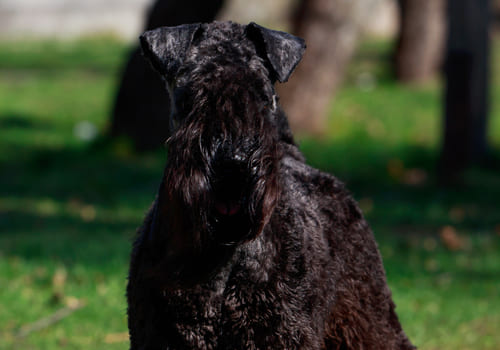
[127,21,415,350]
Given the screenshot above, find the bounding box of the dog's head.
[141,21,305,254]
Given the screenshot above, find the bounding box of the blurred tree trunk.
[495,0,500,29]
[277,0,380,135]
[110,0,224,151]
[394,0,446,83]
[439,0,491,182]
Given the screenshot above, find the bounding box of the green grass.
[1,35,499,349]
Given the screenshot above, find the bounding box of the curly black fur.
[127,21,415,350]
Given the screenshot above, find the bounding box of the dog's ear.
[245,22,306,83]
[140,23,202,81]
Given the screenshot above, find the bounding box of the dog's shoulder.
[279,151,367,233]
[280,152,351,204]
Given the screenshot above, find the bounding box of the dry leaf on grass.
[440,225,464,251]
[105,332,129,344]
[402,168,427,186]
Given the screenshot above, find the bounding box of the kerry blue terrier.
[127,21,415,350]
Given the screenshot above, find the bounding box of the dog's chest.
[158,239,319,349]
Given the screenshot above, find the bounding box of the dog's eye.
[173,87,190,115]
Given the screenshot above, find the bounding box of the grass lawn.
[0,36,499,350]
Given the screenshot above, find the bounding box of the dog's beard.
[161,148,279,247]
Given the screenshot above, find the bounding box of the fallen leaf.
[402,168,427,186]
[64,296,84,309]
[105,332,129,344]
[52,268,67,290]
[440,226,464,251]
[80,205,96,222]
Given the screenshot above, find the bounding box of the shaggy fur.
[127,21,415,350]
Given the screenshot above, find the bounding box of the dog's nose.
[211,156,249,216]
[214,200,241,216]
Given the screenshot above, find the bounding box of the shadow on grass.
[0,114,54,130]
[0,216,132,269]
[0,140,166,268]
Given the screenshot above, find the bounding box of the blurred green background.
[1,18,500,350]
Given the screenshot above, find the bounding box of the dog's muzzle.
[209,154,259,243]
[212,157,250,215]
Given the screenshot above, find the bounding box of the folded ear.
[140,23,202,82]
[245,22,306,83]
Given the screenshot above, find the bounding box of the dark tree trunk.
[395,0,446,83]
[440,0,491,182]
[494,0,500,29]
[277,0,379,135]
[110,0,224,151]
